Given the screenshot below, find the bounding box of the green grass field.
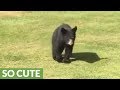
[0,11,120,79]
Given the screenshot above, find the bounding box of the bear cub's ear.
[72,26,77,33]
[61,28,67,34]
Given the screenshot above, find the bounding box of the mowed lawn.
[0,11,120,79]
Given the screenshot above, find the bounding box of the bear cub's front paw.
[62,59,71,63]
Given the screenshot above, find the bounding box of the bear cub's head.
[61,26,77,46]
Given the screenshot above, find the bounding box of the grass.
[0,11,120,79]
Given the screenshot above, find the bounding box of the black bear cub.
[52,23,77,63]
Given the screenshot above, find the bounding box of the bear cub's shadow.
[70,52,101,63]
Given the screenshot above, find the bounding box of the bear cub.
[52,23,77,63]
